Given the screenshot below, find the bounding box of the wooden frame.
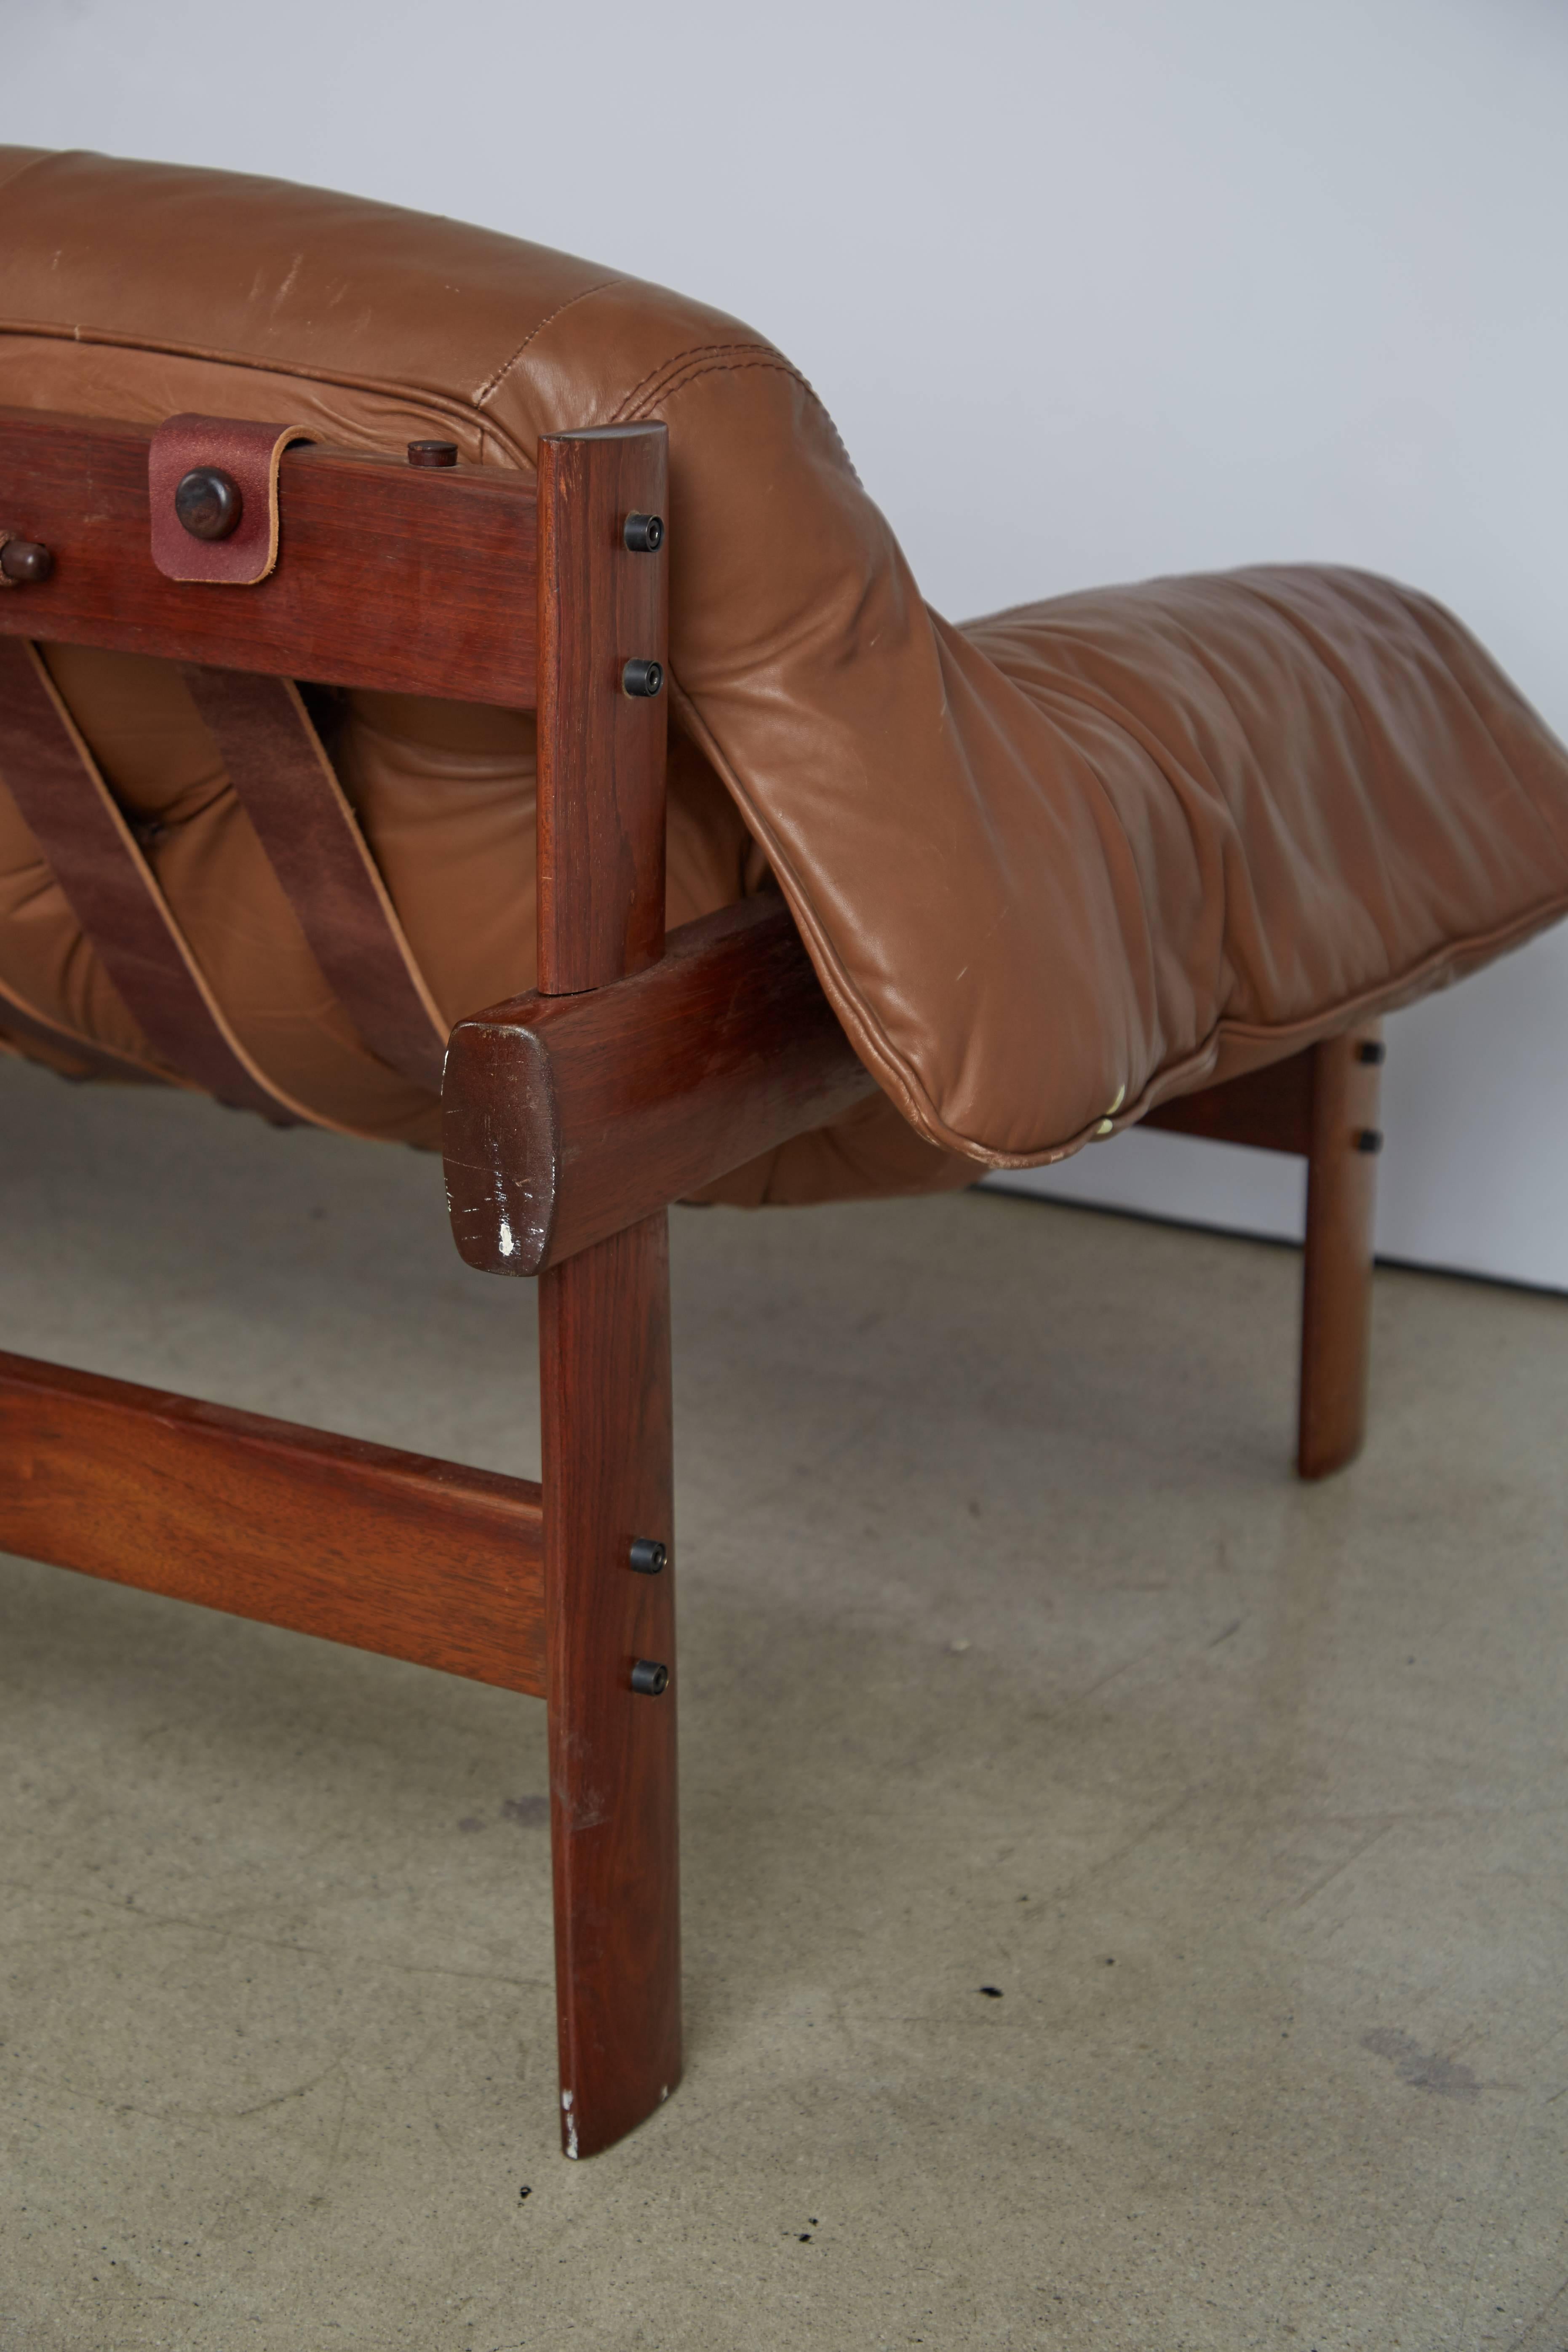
[0,406,1384,2157]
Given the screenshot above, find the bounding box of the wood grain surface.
[534,424,682,2156]
[535,425,668,993]
[540,1215,681,2156]
[0,1350,545,1693]
[1142,1048,1315,1156]
[443,893,876,1276]
[0,406,537,705]
[1297,1028,1383,1479]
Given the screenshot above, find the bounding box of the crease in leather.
[0,317,541,472]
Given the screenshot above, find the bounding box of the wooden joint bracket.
[442,894,876,1276]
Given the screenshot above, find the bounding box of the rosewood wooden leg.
[539,1210,680,2157]
[1297,1025,1384,1479]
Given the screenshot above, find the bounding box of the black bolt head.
[174,467,243,542]
[622,658,663,699]
[623,511,665,553]
[1356,1039,1386,1066]
[1355,1127,1384,1154]
[629,1538,667,1575]
[630,1659,670,1697]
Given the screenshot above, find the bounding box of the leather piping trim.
[0,967,176,1087]
[473,279,628,406]
[182,667,449,1095]
[0,637,344,1128]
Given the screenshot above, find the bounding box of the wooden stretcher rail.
[0,1350,545,1694]
[1142,1048,1315,1156]
[0,406,538,705]
[443,892,879,1276]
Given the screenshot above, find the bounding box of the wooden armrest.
[442,893,877,1275]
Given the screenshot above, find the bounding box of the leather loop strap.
[149,414,314,585]
[182,667,449,1095]
[0,636,307,1123]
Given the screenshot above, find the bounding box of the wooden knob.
[174,467,243,541]
[0,537,53,584]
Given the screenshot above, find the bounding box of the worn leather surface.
[2,146,1567,1183]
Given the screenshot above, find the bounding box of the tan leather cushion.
[2,146,1567,1177]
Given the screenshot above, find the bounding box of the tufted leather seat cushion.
[2,146,1566,1193]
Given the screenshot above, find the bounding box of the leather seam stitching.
[472,278,628,407]
[618,354,860,480]
[608,340,782,422]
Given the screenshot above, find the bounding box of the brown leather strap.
[182,667,448,1095]
[0,636,304,1123]
[149,414,313,586]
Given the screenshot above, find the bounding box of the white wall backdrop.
[6,0,1567,1287]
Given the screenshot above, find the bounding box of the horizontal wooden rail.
[443,893,878,1276]
[0,1351,545,1693]
[0,406,537,705]
[1142,1047,1314,1156]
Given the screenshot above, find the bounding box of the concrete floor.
[0,1058,1564,2352]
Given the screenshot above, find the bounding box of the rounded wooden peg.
[0,537,53,584]
[174,467,243,542]
[407,440,459,468]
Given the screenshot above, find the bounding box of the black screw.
[622,659,663,698]
[1357,1040,1386,1066]
[0,537,53,585]
[408,439,459,468]
[1355,1128,1384,1154]
[629,1538,667,1575]
[630,1660,669,1697]
[623,512,665,553]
